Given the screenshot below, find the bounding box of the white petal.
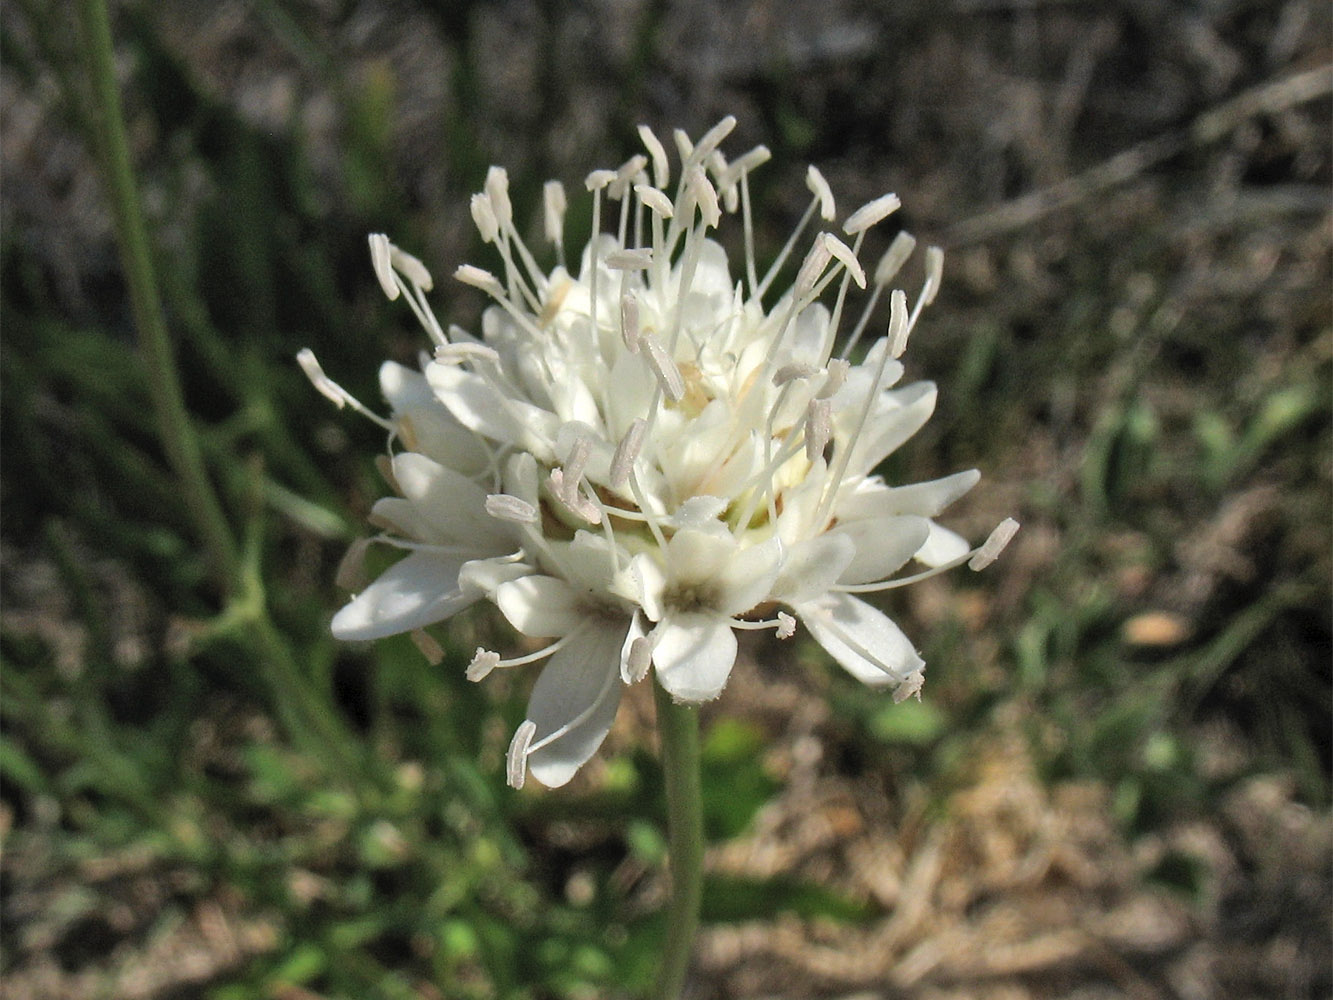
[914,522,972,567]
[632,553,667,622]
[835,470,980,520]
[846,382,937,476]
[332,552,476,640]
[457,557,532,599]
[391,453,511,549]
[427,363,558,462]
[665,527,735,586]
[379,361,432,411]
[494,576,584,637]
[716,536,784,616]
[797,592,924,688]
[653,613,738,703]
[772,534,856,604]
[526,624,626,787]
[833,515,931,584]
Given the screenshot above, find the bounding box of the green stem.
[73,0,240,595]
[651,678,704,1000]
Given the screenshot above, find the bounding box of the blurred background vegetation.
[2,1,1329,997]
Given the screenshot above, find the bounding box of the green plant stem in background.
[652,678,704,1000]
[72,0,369,789]
[73,0,239,595]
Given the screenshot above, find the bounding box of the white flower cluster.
[300,117,1017,789]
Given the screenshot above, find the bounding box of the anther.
[585,169,617,191]
[297,349,349,408]
[922,246,945,306]
[605,248,653,271]
[641,334,686,401]
[485,494,538,524]
[776,612,796,639]
[389,245,434,291]
[544,181,567,246]
[506,719,538,789]
[806,398,832,463]
[638,124,670,187]
[484,166,513,228]
[688,168,721,229]
[620,293,641,353]
[887,289,911,359]
[819,359,849,398]
[823,233,866,289]
[874,232,918,287]
[794,235,833,297]
[693,115,737,164]
[634,184,674,219]
[411,629,444,666]
[454,264,505,298]
[468,648,501,682]
[434,342,501,366]
[368,234,399,300]
[843,193,901,235]
[805,166,836,221]
[773,363,818,386]
[470,193,499,244]
[624,637,653,684]
[335,536,372,591]
[610,418,646,488]
[968,518,1020,571]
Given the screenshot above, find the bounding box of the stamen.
[467,648,501,681]
[544,180,567,267]
[548,468,603,524]
[806,166,836,221]
[411,629,445,665]
[806,398,832,463]
[368,233,398,299]
[624,636,653,684]
[634,184,674,218]
[563,436,592,485]
[470,193,499,244]
[454,264,505,298]
[610,418,646,488]
[485,166,513,229]
[391,243,432,291]
[605,248,653,271]
[620,293,641,353]
[794,234,834,297]
[434,342,501,366]
[819,359,849,398]
[672,128,694,165]
[507,720,538,789]
[823,234,867,289]
[887,289,911,358]
[485,493,538,524]
[843,193,901,235]
[641,333,685,401]
[610,154,649,200]
[968,518,1020,570]
[688,167,721,229]
[922,246,945,306]
[335,536,372,591]
[773,363,818,386]
[638,124,670,188]
[692,115,737,166]
[524,653,621,757]
[875,231,918,287]
[297,349,394,430]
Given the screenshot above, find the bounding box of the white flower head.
[300,120,1015,788]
